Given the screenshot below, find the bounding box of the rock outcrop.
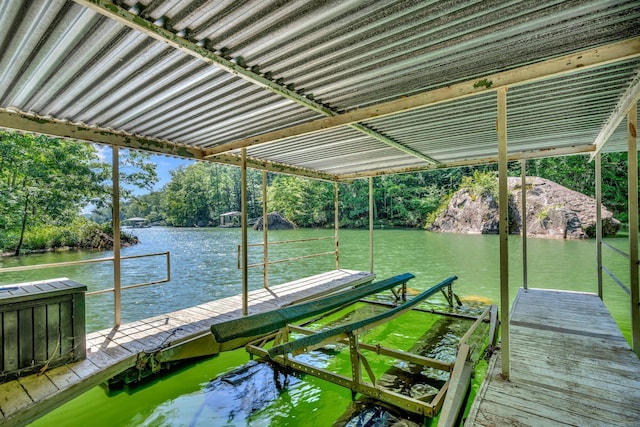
[429,187,520,235]
[253,212,296,230]
[428,177,620,239]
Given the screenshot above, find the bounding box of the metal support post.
[521,159,528,291]
[335,181,339,270]
[497,87,510,378]
[369,177,374,274]
[241,149,249,315]
[262,171,269,288]
[348,334,362,385]
[628,104,639,356]
[112,147,121,327]
[596,153,603,299]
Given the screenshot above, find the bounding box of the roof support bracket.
[590,68,640,160]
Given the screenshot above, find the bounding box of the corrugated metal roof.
[0,0,639,179]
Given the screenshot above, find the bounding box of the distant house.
[219,211,241,227]
[123,217,150,228]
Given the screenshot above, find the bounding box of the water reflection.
[12,228,634,426]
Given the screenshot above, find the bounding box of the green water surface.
[1,228,632,426]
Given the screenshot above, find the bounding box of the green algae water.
[1,228,633,426]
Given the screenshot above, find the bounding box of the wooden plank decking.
[466,288,640,426]
[0,269,374,427]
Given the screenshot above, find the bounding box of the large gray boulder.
[428,176,620,239]
[253,212,296,230]
[510,177,620,238]
[429,186,520,235]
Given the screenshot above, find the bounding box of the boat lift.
[210,274,498,422]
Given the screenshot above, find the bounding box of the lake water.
[0,227,633,426]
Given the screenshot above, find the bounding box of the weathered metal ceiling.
[0,0,639,181]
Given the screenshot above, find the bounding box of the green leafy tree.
[0,132,111,254]
[0,131,158,254]
[267,176,333,227]
[158,162,262,226]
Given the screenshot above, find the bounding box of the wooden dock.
[466,288,640,426]
[0,269,374,427]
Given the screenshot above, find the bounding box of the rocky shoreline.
[428,176,620,239]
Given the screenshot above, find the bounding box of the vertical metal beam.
[596,153,603,299]
[262,171,269,289]
[521,159,528,291]
[369,177,374,274]
[241,149,249,316]
[497,88,510,378]
[112,147,121,327]
[628,104,639,356]
[335,181,340,270]
[349,334,362,385]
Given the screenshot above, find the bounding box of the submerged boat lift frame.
[243,276,497,420]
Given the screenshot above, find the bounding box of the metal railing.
[237,236,337,287]
[0,251,171,296]
[602,242,633,296]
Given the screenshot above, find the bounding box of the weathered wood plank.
[472,403,575,427]
[466,288,640,426]
[72,292,86,360]
[46,303,60,361]
[59,300,73,356]
[3,311,18,372]
[18,308,33,368]
[44,365,81,390]
[482,384,640,425]
[510,326,631,353]
[509,344,640,382]
[0,269,372,426]
[67,358,102,379]
[437,345,472,427]
[33,305,48,365]
[18,373,59,402]
[0,379,33,418]
[509,359,640,397]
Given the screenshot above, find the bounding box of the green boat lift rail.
[267,275,458,359]
[210,272,415,352]
[244,275,479,420]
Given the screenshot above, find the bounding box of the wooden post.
[335,181,339,270]
[497,87,510,379]
[596,152,603,299]
[241,149,248,315]
[628,104,639,356]
[521,159,528,291]
[369,177,374,274]
[262,171,269,289]
[112,147,121,327]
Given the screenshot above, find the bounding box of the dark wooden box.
[0,278,87,383]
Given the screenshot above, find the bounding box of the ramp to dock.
[0,269,374,427]
[466,288,640,426]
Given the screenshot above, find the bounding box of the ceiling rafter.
[208,154,337,182]
[337,144,597,181]
[202,37,640,158]
[590,68,640,160]
[73,0,438,165]
[0,108,335,181]
[0,108,204,158]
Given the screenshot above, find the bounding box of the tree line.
[118,153,631,229]
[0,131,156,254]
[1,129,632,256]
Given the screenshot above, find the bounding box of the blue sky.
[152,155,195,191]
[83,147,195,214]
[95,145,195,194]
